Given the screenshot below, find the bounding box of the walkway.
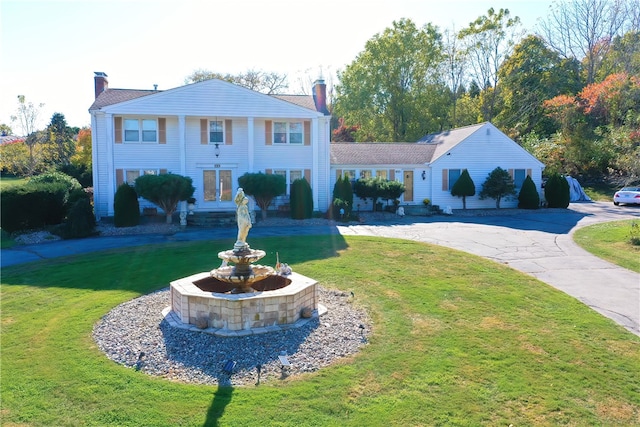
[2,202,639,336]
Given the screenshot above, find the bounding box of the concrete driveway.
[2,201,639,336]
[338,202,640,336]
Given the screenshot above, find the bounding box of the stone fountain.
[166,188,320,335]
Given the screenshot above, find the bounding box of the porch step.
[187,212,236,227]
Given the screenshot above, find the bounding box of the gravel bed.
[93,286,370,386]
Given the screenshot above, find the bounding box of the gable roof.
[417,122,487,162]
[330,142,437,165]
[89,80,320,114]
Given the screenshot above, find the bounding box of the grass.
[2,235,639,426]
[573,219,640,272]
[0,176,27,189]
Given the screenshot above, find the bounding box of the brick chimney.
[312,79,330,115]
[94,72,108,99]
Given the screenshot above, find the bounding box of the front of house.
[330,123,546,210]
[89,73,332,219]
[90,73,545,218]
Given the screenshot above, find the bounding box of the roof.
[417,122,486,162]
[330,142,437,165]
[271,95,318,111]
[89,84,319,113]
[90,89,159,110]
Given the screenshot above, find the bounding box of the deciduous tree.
[135,174,195,223]
[185,69,289,94]
[334,18,444,142]
[10,95,44,136]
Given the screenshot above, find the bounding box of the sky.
[1,0,554,132]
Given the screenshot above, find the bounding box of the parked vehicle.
[613,187,640,206]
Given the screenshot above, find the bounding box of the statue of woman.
[234,188,252,251]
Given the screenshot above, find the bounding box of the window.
[448,169,461,191]
[290,170,302,184]
[124,169,157,184]
[124,119,139,142]
[343,170,356,180]
[376,170,388,179]
[273,170,286,180]
[219,170,232,201]
[203,170,233,201]
[360,170,372,179]
[289,122,303,144]
[209,121,223,143]
[124,119,157,143]
[513,169,526,188]
[273,121,303,144]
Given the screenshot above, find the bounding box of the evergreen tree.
[544,173,570,208]
[290,178,313,219]
[479,167,516,208]
[517,175,540,209]
[450,169,476,209]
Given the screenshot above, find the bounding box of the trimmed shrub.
[238,172,286,220]
[59,198,96,238]
[479,167,516,209]
[518,175,540,209]
[0,182,68,232]
[135,173,194,223]
[29,171,81,192]
[451,169,475,209]
[332,175,353,218]
[290,178,313,219]
[545,173,570,208]
[114,183,140,227]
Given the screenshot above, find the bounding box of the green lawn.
[573,219,640,272]
[2,235,639,426]
[0,176,27,189]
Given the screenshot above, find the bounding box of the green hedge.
[1,182,69,232]
[290,178,313,219]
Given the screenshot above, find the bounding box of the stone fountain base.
[168,271,319,334]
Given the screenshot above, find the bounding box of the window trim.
[122,118,158,144]
[209,120,225,144]
[273,121,304,145]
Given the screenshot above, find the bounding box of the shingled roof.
[89,89,159,110]
[89,87,319,112]
[330,143,437,165]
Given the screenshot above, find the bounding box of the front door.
[403,170,414,202]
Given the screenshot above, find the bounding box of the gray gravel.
[93,286,370,386]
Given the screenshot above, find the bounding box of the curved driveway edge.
[338,202,640,336]
[2,202,639,336]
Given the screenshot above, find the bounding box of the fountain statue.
[210,188,275,293]
[167,187,320,333]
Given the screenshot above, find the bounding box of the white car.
[613,187,640,206]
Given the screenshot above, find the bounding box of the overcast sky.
[1,0,553,131]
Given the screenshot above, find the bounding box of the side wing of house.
[90,78,331,219]
[428,123,545,209]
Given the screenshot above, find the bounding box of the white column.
[178,115,186,175]
[247,117,254,172]
[312,117,319,210]
[105,113,114,216]
[178,115,187,217]
[90,113,101,220]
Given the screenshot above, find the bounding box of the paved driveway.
[338,202,640,336]
[3,202,639,336]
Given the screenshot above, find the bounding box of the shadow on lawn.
[204,386,233,427]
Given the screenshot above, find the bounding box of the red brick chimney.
[94,72,108,99]
[312,79,330,115]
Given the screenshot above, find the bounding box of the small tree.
[237,172,286,220]
[354,177,405,211]
[290,178,313,219]
[114,183,140,227]
[451,169,476,209]
[544,173,570,208]
[332,175,354,218]
[479,167,516,208]
[380,179,406,207]
[354,177,381,210]
[134,174,194,223]
[518,175,540,209]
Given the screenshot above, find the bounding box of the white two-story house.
[89,72,331,220]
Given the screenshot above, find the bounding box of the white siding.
[430,126,544,209]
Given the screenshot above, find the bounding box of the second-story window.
[124,119,157,143]
[209,121,223,143]
[273,121,303,144]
